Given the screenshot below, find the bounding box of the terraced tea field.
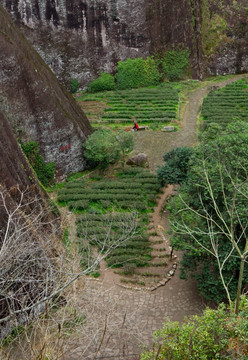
[57,167,172,284]
[57,167,160,212]
[201,78,248,129]
[76,212,153,272]
[77,85,179,128]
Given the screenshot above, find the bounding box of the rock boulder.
[126,153,149,168]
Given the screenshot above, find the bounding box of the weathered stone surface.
[162,126,175,132]
[168,270,175,277]
[126,153,149,168]
[1,0,248,86]
[0,109,60,337]
[0,4,92,176]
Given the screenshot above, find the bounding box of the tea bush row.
[76,212,140,223]
[58,193,145,202]
[106,254,151,268]
[111,247,151,257]
[201,79,248,129]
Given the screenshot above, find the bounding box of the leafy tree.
[157,146,194,185]
[168,122,248,311]
[116,131,134,162]
[21,141,55,187]
[84,129,134,169]
[87,72,116,93]
[141,297,248,360]
[83,129,118,169]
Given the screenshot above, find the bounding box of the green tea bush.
[88,72,116,93]
[106,254,149,268]
[100,200,111,209]
[112,248,150,256]
[121,263,137,275]
[68,200,89,210]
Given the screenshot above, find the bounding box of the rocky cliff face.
[0,4,92,176]
[0,109,60,337]
[0,108,54,236]
[1,0,248,86]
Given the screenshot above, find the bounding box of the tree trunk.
[235,239,248,314]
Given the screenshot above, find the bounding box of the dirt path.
[134,74,248,171]
[65,75,248,359]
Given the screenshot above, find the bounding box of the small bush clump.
[88,72,116,93]
[116,57,160,90]
[160,49,190,81]
[70,78,80,93]
[21,141,55,187]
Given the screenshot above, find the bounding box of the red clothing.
[135,123,139,130]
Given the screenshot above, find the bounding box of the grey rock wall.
[1,0,248,87]
[0,4,92,176]
[2,0,150,87]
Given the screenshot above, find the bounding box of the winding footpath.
[66,75,248,360]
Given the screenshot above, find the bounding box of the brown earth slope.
[0,4,92,176]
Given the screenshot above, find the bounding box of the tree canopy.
[157,146,194,185]
[83,129,133,169]
[168,121,248,305]
[141,297,248,360]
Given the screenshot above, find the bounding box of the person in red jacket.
[132,120,139,131]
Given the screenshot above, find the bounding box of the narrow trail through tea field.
[65,75,248,359]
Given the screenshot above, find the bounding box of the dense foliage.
[168,121,248,303]
[159,49,190,81]
[116,57,160,90]
[87,72,116,93]
[157,147,194,185]
[83,129,133,169]
[21,141,55,187]
[141,297,248,360]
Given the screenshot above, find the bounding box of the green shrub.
[21,141,55,187]
[141,299,248,360]
[70,78,80,93]
[83,129,121,169]
[88,72,116,93]
[116,57,160,90]
[157,146,194,185]
[160,49,190,81]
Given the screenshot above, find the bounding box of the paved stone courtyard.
[65,268,207,359]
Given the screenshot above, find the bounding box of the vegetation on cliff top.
[87,49,190,93]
